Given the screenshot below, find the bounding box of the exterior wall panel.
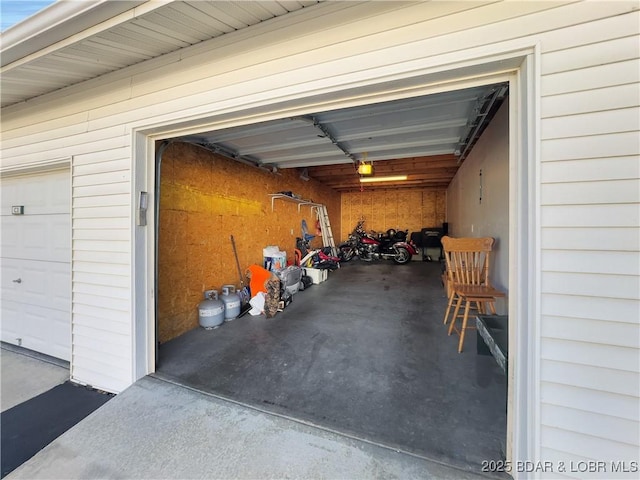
[541,84,640,118]
[542,272,639,300]
[541,156,639,183]
[70,139,133,390]
[541,179,640,205]
[542,404,638,445]
[541,59,640,97]
[541,382,639,421]
[542,294,639,324]
[540,426,639,464]
[538,14,639,469]
[541,35,640,75]
[541,358,639,397]
[541,108,640,139]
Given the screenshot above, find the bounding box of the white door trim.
[507,50,541,478]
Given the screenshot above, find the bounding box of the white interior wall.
[446,98,510,304]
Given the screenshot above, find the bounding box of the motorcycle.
[338,220,417,265]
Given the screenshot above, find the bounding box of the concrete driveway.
[2,346,490,479]
[1,346,69,412]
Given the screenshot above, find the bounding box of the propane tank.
[198,290,225,329]
[221,284,241,321]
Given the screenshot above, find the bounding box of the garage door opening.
[149,83,511,473]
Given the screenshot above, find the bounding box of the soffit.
[0,0,320,108]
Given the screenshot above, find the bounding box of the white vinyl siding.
[70,144,133,392]
[0,1,638,471]
[538,6,640,475]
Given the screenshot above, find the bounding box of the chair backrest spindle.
[442,236,495,288]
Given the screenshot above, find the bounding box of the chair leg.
[488,301,497,315]
[448,296,463,336]
[458,300,472,353]
[476,301,484,314]
[443,292,456,325]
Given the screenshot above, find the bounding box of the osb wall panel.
[340,188,446,239]
[158,142,340,343]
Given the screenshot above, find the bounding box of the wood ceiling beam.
[306,154,458,176]
[302,153,460,192]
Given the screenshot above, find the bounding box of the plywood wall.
[340,188,446,240]
[158,142,340,343]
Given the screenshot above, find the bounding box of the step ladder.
[314,205,337,256]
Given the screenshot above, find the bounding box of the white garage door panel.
[1,171,70,215]
[1,214,70,263]
[0,299,70,360]
[2,258,71,310]
[0,169,71,361]
[0,300,20,336]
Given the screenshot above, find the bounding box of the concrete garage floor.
[156,260,507,475]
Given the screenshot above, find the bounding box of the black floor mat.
[1,381,113,478]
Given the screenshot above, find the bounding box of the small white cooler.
[303,267,328,284]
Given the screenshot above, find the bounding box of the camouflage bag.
[264,277,280,318]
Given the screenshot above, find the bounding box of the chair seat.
[454,284,506,299]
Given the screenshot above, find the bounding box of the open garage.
[149,85,510,472]
[2,1,637,476]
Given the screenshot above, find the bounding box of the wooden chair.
[441,236,505,353]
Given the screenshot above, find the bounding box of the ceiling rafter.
[294,115,358,165]
[177,83,508,191]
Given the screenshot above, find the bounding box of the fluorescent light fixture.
[359,175,408,183]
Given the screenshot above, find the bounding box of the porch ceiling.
[0,0,320,108]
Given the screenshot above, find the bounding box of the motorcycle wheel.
[339,246,355,262]
[393,247,412,265]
